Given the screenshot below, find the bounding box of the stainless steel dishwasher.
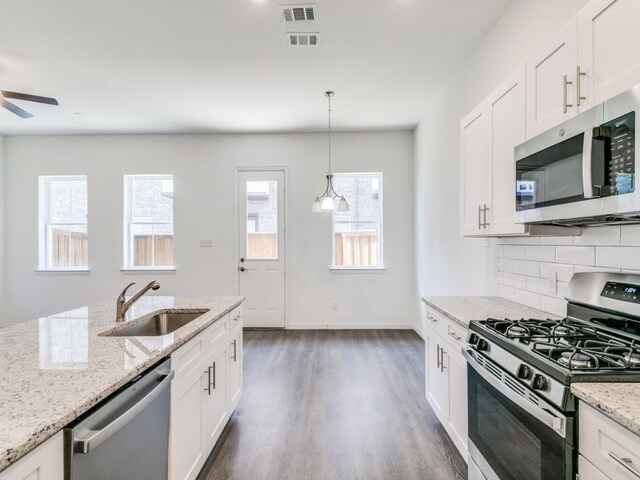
[64,358,174,480]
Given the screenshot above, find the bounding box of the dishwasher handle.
[74,369,174,454]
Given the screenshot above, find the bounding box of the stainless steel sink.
[105,309,210,337]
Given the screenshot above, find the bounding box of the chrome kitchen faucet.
[116,281,160,322]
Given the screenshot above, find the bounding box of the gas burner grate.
[483,317,600,343]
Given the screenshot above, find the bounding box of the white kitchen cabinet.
[203,342,228,452]
[169,307,243,480]
[526,17,579,138]
[424,307,468,459]
[485,67,527,236]
[579,402,640,480]
[578,0,640,108]
[0,432,63,480]
[229,322,243,412]
[460,103,489,236]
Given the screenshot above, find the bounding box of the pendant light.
[312,91,349,213]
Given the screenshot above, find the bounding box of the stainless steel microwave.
[515,84,639,226]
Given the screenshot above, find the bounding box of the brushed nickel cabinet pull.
[204,366,213,395]
[608,452,640,478]
[436,345,441,369]
[448,330,462,341]
[576,66,586,107]
[440,348,446,372]
[232,340,237,362]
[212,362,216,390]
[483,204,490,228]
[478,205,482,230]
[563,75,573,114]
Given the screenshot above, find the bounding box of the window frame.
[123,174,175,271]
[38,175,89,272]
[331,172,384,271]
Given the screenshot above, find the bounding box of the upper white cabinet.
[578,0,640,108]
[486,68,527,236]
[460,104,489,236]
[460,68,528,237]
[526,17,579,138]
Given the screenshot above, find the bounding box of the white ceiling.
[0,0,510,135]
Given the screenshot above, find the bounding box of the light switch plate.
[200,239,213,248]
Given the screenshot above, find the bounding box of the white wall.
[414,0,591,328]
[0,135,5,323]
[3,131,416,327]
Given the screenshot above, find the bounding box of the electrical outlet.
[199,239,213,248]
[332,302,338,311]
[547,271,557,294]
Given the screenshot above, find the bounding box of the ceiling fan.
[0,90,59,118]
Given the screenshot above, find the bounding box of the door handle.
[563,75,573,114]
[576,65,586,107]
[239,266,245,272]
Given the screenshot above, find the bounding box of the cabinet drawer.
[579,403,640,480]
[229,305,243,334]
[444,320,467,354]
[205,316,228,350]
[425,307,467,358]
[172,317,227,384]
[579,454,610,480]
[425,307,448,339]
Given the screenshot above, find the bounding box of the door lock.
[240,257,245,263]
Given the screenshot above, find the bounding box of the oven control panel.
[601,281,640,304]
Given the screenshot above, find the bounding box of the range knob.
[532,374,548,391]
[476,338,489,352]
[468,333,479,345]
[516,364,533,380]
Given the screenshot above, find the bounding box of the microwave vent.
[534,214,640,228]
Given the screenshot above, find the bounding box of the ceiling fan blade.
[1,91,59,105]
[1,98,34,118]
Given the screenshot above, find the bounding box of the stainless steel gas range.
[465,272,640,480]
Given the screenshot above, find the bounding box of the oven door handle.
[463,349,566,438]
[582,127,595,198]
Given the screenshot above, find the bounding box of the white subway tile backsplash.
[573,226,620,246]
[556,246,595,266]
[556,281,568,299]
[513,260,540,277]
[526,246,556,262]
[504,245,527,259]
[621,225,640,246]
[497,245,504,258]
[498,284,515,301]
[526,276,551,295]
[514,289,541,309]
[498,237,540,245]
[540,295,567,317]
[596,246,640,270]
[539,236,574,246]
[540,262,574,282]
[497,258,515,273]
[503,272,527,289]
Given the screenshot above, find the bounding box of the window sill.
[121,267,176,274]
[330,267,386,273]
[36,269,90,276]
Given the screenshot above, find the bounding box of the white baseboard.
[413,323,425,340]
[285,322,417,330]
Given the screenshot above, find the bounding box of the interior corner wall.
[3,131,416,328]
[0,135,5,324]
[413,0,589,324]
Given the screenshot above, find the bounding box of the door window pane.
[246,180,278,260]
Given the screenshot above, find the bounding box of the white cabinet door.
[229,325,243,412]
[486,68,527,236]
[170,366,207,480]
[447,349,468,459]
[578,0,640,108]
[425,330,449,424]
[204,342,229,452]
[579,455,611,480]
[0,432,63,480]
[526,17,579,138]
[460,104,489,236]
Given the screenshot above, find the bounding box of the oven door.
[464,349,574,480]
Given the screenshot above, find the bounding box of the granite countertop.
[422,296,559,328]
[0,295,243,472]
[572,383,640,437]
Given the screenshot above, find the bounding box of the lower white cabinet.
[424,307,468,459]
[578,402,640,480]
[169,304,243,480]
[0,432,63,480]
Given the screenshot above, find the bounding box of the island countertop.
[0,295,243,472]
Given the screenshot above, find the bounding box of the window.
[245,180,278,260]
[38,175,88,270]
[332,172,383,269]
[124,175,174,269]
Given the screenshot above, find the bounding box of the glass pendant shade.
[337,197,349,212]
[312,200,323,213]
[321,196,334,210]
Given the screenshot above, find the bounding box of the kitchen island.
[0,295,243,473]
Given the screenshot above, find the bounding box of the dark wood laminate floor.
[198,329,466,480]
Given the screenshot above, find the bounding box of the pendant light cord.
[327,92,332,174]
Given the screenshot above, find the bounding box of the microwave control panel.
[596,111,635,195]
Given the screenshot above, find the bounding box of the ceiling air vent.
[279,4,317,23]
[287,33,319,47]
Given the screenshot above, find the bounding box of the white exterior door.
[237,170,285,328]
[578,0,640,108]
[526,17,578,138]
